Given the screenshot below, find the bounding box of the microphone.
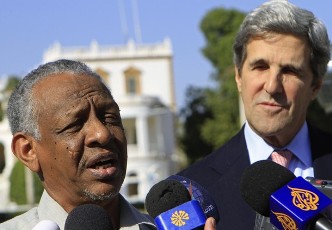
[306,177,332,199]
[240,160,332,230]
[145,179,207,230]
[166,175,219,222]
[65,204,113,230]
[32,220,60,230]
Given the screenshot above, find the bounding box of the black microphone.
[240,160,332,230]
[145,179,207,229]
[65,204,113,230]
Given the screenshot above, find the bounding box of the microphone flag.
[270,176,332,230]
[167,175,220,222]
[154,199,206,230]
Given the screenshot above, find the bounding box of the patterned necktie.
[254,150,294,229]
[271,149,293,168]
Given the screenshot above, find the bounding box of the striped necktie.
[271,149,293,168]
[254,149,294,229]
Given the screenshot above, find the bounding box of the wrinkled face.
[235,34,321,147]
[33,73,127,209]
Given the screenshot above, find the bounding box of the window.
[127,172,138,196]
[122,118,137,145]
[124,67,141,95]
[95,67,110,83]
[0,143,5,174]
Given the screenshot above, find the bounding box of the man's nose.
[85,117,113,147]
[264,71,283,94]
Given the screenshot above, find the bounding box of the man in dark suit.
[178,1,332,229]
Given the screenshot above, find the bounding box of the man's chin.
[82,188,119,202]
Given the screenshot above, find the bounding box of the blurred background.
[1,0,332,221]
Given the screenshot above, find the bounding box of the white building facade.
[0,38,180,210]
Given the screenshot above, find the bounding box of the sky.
[1,0,332,109]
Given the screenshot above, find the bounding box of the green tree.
[9,161,43,205]
[179,8,245,164]
[307,71,332,133]
[307,99,332,133]
[179,86,214,164]
[199,8,246,148]
[0,75,21,121]
[3,76,20,93]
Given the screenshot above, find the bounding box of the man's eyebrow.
[248,58,267,67]
[101,100,120,111]
[248,59,303,70]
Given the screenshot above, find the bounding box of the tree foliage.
[179,8,246,164]
[179,86,214,164]
[0,75,21,121]
[307,99,332,133]
[9,161,43,205]
[200,8,246,148]
[3,75,20,93]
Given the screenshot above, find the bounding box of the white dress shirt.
[244,121,314,178]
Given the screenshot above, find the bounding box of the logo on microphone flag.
[171,210,189,226]
[154,200,206,230]
[270,177,332,230]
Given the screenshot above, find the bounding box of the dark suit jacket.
[178,124,332,230]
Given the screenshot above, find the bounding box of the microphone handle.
[306,177,332,199]
[314,216,332,230]
[254,213,278,230]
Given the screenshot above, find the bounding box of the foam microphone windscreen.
[145,179,192,218]
[65,204,113,230]
[240,160,296,217]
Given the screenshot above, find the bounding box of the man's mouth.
[86,154,119,178]
[92,158,116,169]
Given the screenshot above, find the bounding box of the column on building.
[136,114,149,156]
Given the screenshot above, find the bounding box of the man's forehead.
[33,73,113,107]
[34,73,106,93]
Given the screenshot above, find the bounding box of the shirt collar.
[119,194,156,229]
[38,191,156,230]
[38,190,68,229]
[244,121,311,167]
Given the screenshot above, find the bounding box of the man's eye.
[62,122,83,133]
[252,65,268,71]
[282,67,299,76]
[103,115,122,126]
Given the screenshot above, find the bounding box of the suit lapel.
[208,126,251,177]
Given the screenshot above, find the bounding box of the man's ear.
[234,65,242,93]
[11,132,40,173]
[311,79,323,101]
